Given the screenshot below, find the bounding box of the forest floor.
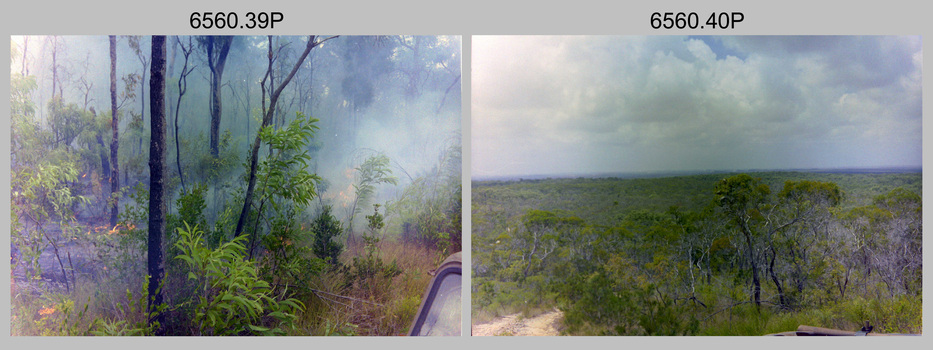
[472,309,563,336]
[11,206,111,297]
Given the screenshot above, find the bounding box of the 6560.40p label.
[190,12,283,29]
[650,12,744,30]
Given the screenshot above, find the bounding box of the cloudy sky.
[472,36,922,178]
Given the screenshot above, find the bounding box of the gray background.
[2,0,929,348]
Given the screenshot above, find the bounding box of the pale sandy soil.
[472,309,563,336]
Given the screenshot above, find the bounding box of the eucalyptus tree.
[74,52,96,111]
[393,35,462,112]
[842,188,923,297]
[47,36,64,100]
[172,36,196,193]
[200,36,233,158]
[234,35,338,239]
[127,36,150,160]
[716,174,843,309]
[715,174,772,308]
[772,180,842,304]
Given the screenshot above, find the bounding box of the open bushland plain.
[472,171,921,335]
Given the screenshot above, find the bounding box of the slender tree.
[234,35,337,238]
[128,36,150,156]
[75,52,96,110]
[49,36,61,100]
[715,174,768,308]
[203,36,232,158]
[109,35,119,227]
[173,36,196,193]
[147,35,167,332]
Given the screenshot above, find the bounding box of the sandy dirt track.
[472,309,563,336]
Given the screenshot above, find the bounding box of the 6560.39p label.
[189,12,284,30]
[650,12,744,30]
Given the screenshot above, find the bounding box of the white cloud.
[473,36,922,177]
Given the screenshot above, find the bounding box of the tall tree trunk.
[245,75,251,138]
[306,58,313,115]
[207,36,232,158]
[96,134,110,179]
[268,54,276,131]
[768,242,787,308]
[109,35,119,228]
[174,37,194,194]
[51,36,58,100]
[522,231,540,281]
[741,224,761,308]
[167,36,177,80]
[234,35,336,238]
[91,103,109,186]
[147,35,167,333]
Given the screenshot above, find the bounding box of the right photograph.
[471,36,922,336]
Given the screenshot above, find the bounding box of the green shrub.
[311,205,344,266]
[346,205,402,283]
[174,223,303,335]
[259,208,327,301]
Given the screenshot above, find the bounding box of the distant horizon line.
[472,165,923,181]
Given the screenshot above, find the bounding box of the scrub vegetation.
[472,171,920,335]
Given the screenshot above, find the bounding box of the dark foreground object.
[766,323,917,336]
[408,252,462,336]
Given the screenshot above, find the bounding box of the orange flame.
[38,307,56,316]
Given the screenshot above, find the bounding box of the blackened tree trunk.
[206,36,232,158]
[147,35,167,333]
[109,35,119,227]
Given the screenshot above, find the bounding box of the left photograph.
[10,35,462,336]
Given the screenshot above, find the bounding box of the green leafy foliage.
[47,98,95,148]
[11,158,90,282]
[346,205,402,286]
[173,223,303,335]
[258,207,328,302]
[167,184,209,246]
[347,153,397,235]
[241,112,323,259]
[311,205,344,266]
[255,112,322,209]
